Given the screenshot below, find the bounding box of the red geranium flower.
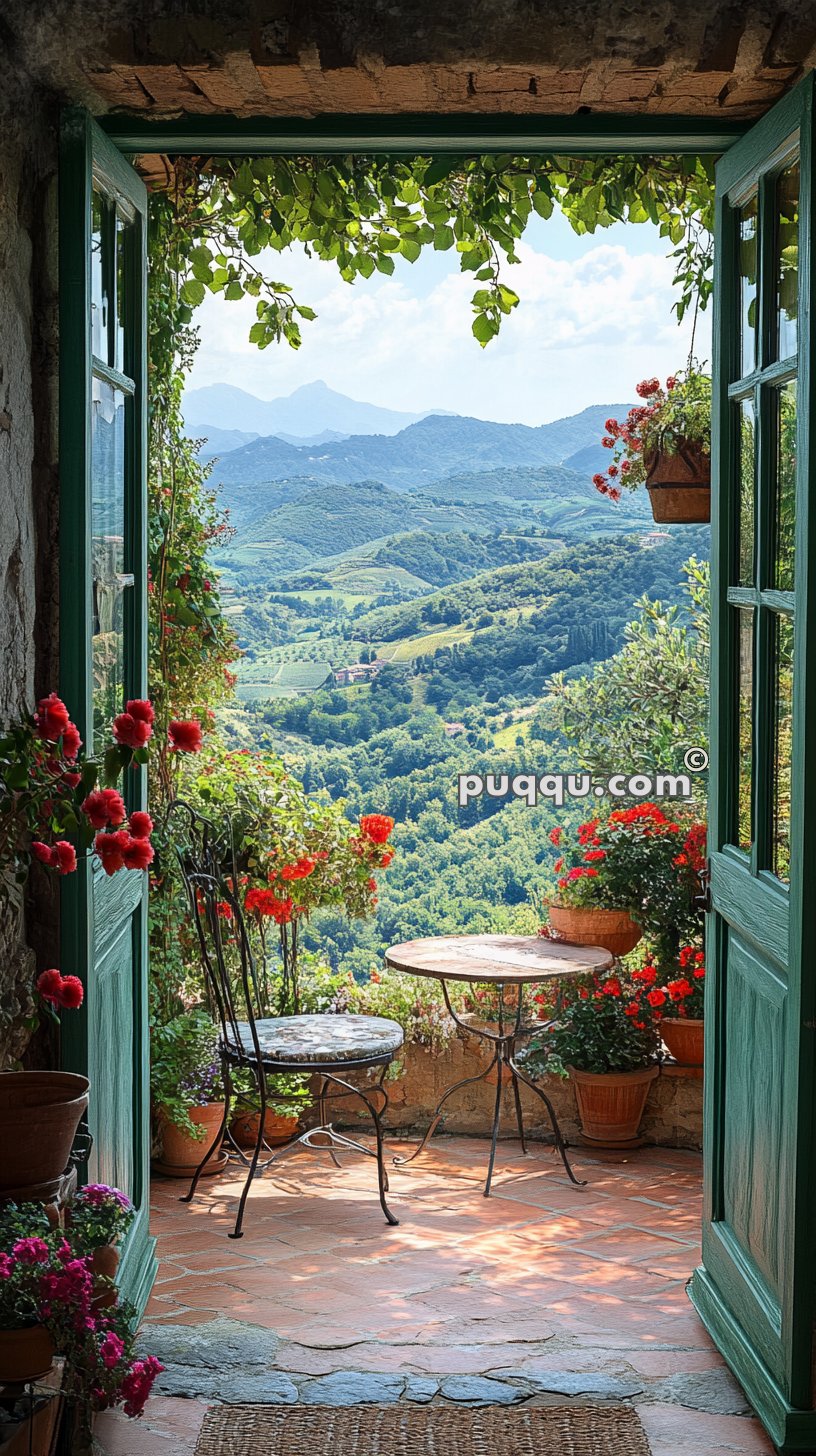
[548,826,563,846]
[93,829,130,875]
[646,988,667,1008]
[53,841,77,875]
[359,814,394,844]
[113,712,152,749]
[82,788,126,829]
[35,693,71,742]
[61,723,82,760]
[57,975,84,1009]
[280,857,316,881]
[31,841,54,865]
[169,719,203,753]
[123,836,154,871]
[128,811,153,840]
[127,699,155,725]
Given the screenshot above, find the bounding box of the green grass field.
[378,624,476,662]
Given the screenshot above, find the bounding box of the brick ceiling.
[5,1,816,123]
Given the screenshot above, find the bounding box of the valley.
[199,382,710,972]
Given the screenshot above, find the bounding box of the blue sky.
[189,211,710,426]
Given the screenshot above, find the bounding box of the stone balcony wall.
[322,1026,703,1151]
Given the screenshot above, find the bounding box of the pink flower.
[31,841,54,865]
[12,1237,51,1265]
[100,1331,125,1370]
[0,1253,13,1280]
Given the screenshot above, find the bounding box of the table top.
[385,933,613,985]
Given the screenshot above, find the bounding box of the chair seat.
[226,1013,404,1065]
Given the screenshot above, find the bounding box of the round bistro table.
[384,933,614,1196]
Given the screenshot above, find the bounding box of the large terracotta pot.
[0,1325,55,1384]
[570,1064,659,1146]
[645,441,711,523]
[154,1102,227,1177]
[231,1109,300,1149]
[0,1071,89,1200]
[661,1018,704,1067]
[548,905,643,957]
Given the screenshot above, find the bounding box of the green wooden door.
[689,75,816,1450]
[59,111,156,1314]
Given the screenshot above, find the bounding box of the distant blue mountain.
[184,380,448,441]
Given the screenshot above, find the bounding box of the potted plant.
[0,1210,162,1424]
[150,1007,227,1176]
[545,806,705,962]
[230,1073,311,1148]
[525,971,661,1147]
[591,366,711,523]
[66,1184,135,1308]
[0,691,157,1192]
[643,945,706,1066]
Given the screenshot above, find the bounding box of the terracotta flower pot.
[231,1109,300,1149]
[548,905,643,957]
[0,1325,55,1384]
[91,1243,120,1310]
[660,1017,704,1067]
[0,1071,89,1200]
[570,1064,659,1146]
[154,1102,227,1177]
[645,441,711,523]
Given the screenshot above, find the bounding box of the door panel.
[59,110,155,1313]
[690,74,816,1448]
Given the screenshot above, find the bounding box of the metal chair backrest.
[167,801,267,1069]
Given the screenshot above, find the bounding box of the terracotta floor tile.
[141,1137,778,1455]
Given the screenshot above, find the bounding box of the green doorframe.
[59,110,156,1316]
[103,111,745,156]
[63,94,816,1446]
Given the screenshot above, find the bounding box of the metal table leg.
[393,979,584,1195]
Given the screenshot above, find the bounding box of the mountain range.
[185,380,448,444]
[205,404,631,493]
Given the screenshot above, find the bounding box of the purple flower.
[78,1184,132,1211]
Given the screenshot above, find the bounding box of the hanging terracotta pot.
[570,1064,659,1146]
[0,1071,89,1201]
[548,905,643,957]
[0,1325,55,1384]
[660,1018,705,1067]
[231,1109,300,1149]
[153,1102,228,1178]
[644,440,711,523]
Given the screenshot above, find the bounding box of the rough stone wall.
[0,55,61,1066]
[324,1032,704,1151]
[0,1,812,122]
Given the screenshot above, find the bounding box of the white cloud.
[187,230,709,426]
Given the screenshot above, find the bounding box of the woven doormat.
[194,1402,651,1455]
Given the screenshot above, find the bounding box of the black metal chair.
[167,802,404,1238]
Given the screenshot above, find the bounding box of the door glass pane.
[774,381,796,591]
[736,607,754,851]
[115,212,127,375]
[771,612,793,884]
[776,160,799,361]
[740,194,758,378]
[91,377,126,750]
[91,192,107,362]
[738,398,755,585]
